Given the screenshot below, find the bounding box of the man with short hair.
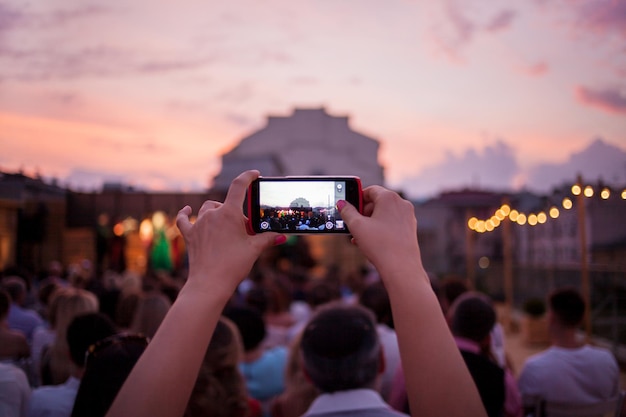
[2,276,44,343]
[518,287,620,405]
[299,302,408,417]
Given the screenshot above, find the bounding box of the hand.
[338,185,423,278]
[176,170,285,296]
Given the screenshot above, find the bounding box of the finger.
[251,232,286,251]
[362,185,386,203]
[198,200,221,216]
[176,206,193,236]
[337,199,361,228]
[224,170,260,208]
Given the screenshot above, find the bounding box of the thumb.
[251,233,287,252]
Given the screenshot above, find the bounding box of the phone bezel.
[247,176,363,235]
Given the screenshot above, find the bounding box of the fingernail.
[274,235,287,246]
[336,200,347,211]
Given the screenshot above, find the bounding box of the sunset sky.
[1,0,625,198]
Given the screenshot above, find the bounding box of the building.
[0,172,66,273]
[211,107,385,194]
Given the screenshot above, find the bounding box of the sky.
[0,0,625,199]
[259,181,338,208]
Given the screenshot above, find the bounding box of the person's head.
[300,302,381,393]
[37,278,62,318]
[129,292,171,338]
[439,277,468,314]
[305,280,341,309]
[46,287,100,383]
[223,306,266,353]
[1,276,27,306]
[359,281,393,329]
[48,287,99,334]
[66,313,117,370]
[185,317,248,417]
[449,292,496,347]
[548,287,585,329]
[115,291,141,329]
[71,333,149,417]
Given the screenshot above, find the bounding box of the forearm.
[106,282,231,417]
[381,264,487,417]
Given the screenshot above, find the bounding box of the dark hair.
[71,333,148,417]
[66,313,117,367]
[223,306,266,352]
[440,277,468,307]
[1,276,26,302]
[359,281,393,329]
[450,293,496,343]
[549,288,585,328]
[300,303,380,393]
[306,280,341,308]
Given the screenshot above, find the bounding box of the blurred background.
[1,0,625,359]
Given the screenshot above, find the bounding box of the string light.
[601,188,610,200]
[563,198,573,210]
[537,212,547,224]
[549,207,560,218]
[467,182,625,233]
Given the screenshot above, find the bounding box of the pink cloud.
[524,61,549,77]
[575,85,626,115]
[485,9,517,32]
[577,0,626,38]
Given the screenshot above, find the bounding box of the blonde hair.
[43,287,99,384]
[185,317,250,417]
[129,292,171,338]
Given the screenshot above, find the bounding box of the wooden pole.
[466,209,476,290]
[502,199,514,333]
[576,174,592,342]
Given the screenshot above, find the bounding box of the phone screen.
[247,177,362,234]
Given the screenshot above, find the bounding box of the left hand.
[176,170,284,296]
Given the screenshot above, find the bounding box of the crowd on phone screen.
[1,218,622,415]
[260,210,336,232]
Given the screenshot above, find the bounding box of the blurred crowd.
[0,243,621,417]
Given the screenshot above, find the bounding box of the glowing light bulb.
[500,204,511,216]
[622,190,626,200]
[563,198,573,210]
[584,186,594,198]
[549,207,560,218]
[491,216,501,227]
[475,220,486,233]
[468,217,478,230]
[509,210,519,221]
[495,210,506,221]
[517,213,527,225]
[601,188,610,199]
[571,184,582,195]
[528,214,538,226]
[537,212,547,224]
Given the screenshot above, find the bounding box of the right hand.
[338,186,423,277]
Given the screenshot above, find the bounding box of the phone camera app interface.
[258,180,347,232]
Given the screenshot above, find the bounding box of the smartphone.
[247,176,363,234]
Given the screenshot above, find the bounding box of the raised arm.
[338,186,487,417]
[106,170,283,417]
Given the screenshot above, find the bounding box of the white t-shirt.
[518,345,619,404]
[0,362,31,417]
